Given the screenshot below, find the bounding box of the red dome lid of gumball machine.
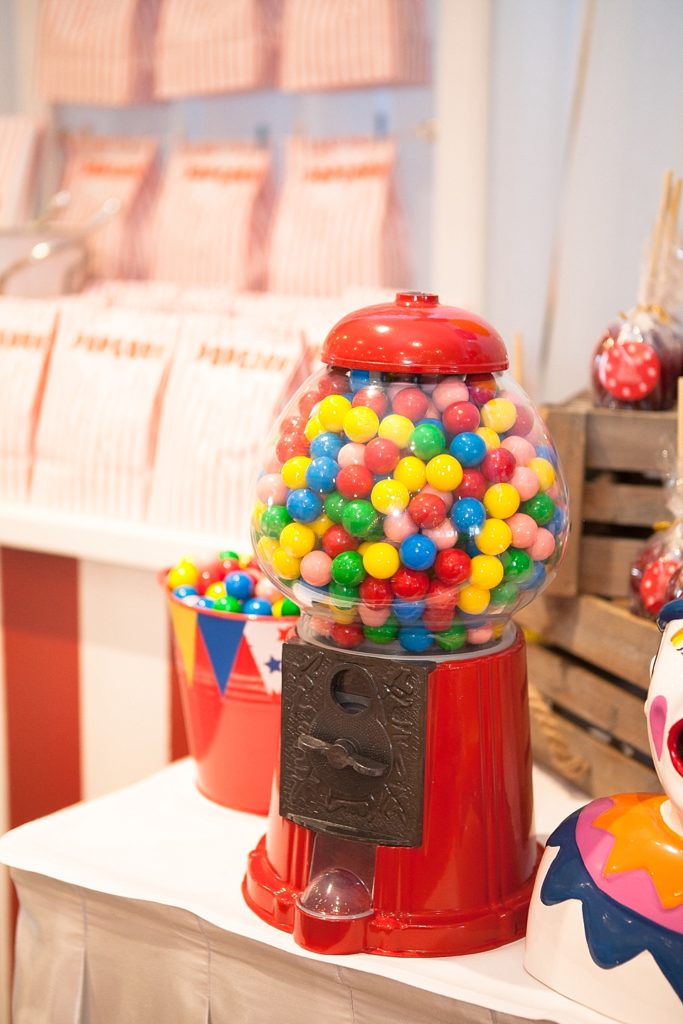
[321,292,509,374]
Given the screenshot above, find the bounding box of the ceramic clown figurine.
[524,598,683,1023]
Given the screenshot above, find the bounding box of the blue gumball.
[310,432,344,460]
[349,369,371,392]
[242,598,272,616]
[399,626,433,653]
[173,585,198,600]
[534,444,557,466]
[194,596,215,609]
[392,599,426,623]
[286,488,323,523]
[225,571,253,601]
[452,497,486,535]
[519,562,546,591]
[449,431,486,467]
[306,456,339,494]
[400,534,437,571]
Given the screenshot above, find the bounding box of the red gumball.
[427,578,458,608]
[299,388,321,418]
[318,372,350,398]
[408,493,446,528]
[507,403,534,437]
[359,577,393,607]
[322,524,358,558]
[482,447,516,482]
[331,622,364,648]
[276,432,309,462]
[392,567,430,600]
[442,401,480,435]
[353,386,389,419]
[434,548,471,585]
[391,387,429,422]
[280,414,307,435]
[467,373,497,406]
[196,561,225,594]
[423,606,454,632]
[364,437,400,474]
[455,468,487,501]
[336,464,373,499]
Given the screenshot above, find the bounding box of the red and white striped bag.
[37,0,159,105]
[147,142,272,289]
[0,299,58,502]
[147,312,306,541]
[0,116,42,227]
[56,135,159,279]
[266,136,409,296]
[279,0,428,90]
[155,0,281,98]
[31,306,180,521]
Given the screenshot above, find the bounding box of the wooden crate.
[545,393,676,600]
[514,394,677,796]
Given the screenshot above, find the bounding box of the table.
[0,759,615,1024]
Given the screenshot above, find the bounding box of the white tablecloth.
[0,759,615,1024]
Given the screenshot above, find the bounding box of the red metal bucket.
[164,578,294,814]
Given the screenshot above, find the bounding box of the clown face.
[646,598,683,831]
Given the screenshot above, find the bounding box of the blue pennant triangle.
[197,614,246,695]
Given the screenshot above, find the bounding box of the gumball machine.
[242,293,569,956]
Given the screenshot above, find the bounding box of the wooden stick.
[656,175,682,308]
[639,168,673,308]
[677,377,683,488]
[511,330,525,389]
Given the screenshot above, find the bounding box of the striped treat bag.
[147,142,272,289]
[0,299,58,502]
[31,306,180,520]
[155,0,281,98]
[266,136,409,296]
[0,116,42,227]
[147,312,306,540]
[37,0,159,105]
[279,0,428,90]
[55,134,159,279]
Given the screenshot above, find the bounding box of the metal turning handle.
[297,734,386,777]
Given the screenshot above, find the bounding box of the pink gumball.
[502,436,536,466]
[506,512,538,549]
[256,577,282,602]
[467,625,493,645]
[432,376,469,411]
[422,518,457,550]
[421,483,454,511]
[300,550,333,587]
[310,615,332,637]
[384,510,418,543]
[387,382,411,400]
[265,455,282,474]
[338,443,366,467]
[358,604,391,627]
[510,467,539,501]
[529,528,556,561]
[256,473,288,505]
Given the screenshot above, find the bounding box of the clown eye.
[670,627,683,652]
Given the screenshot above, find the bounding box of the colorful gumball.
[392,567,430,599]
[322,524,358,558]
[409,422,446,460]
[383,510,418,543]
[359,577,393,607]
[481,447,516,482]
[378,414,414,448]
[442,401,480,434]
[352,386,388,418]
[363,542,400,580]
[365,437,400,474]
[392,386,430,421]
[393,456,427,492]
[434,548,471,584]
[335,464,374,499]
[225,570,254,601]
[400,534,437,571]
[286,489,322,524]
[343,406,380,443]
[318,394,352,432]
[408,492,446,528]
[449,431,486,467]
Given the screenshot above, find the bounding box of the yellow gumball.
[167,560,199,589]
[475,519,512,555]
[272,598,285,617]
[343,406,379,443]
[475,426,500,450]
[205,581,227,601]
[357,540,373,556]
[469,555,504,590]
[378,414,414,448]
[484,483,520,519]
[481,398,517,433]
[425,454,463,491]
[272,547,301,580]
[251,500,266,528]
[256,536,278,564]
[528,456,555,491]
[281,456,311,488]
[310,513,333,538]
[458,585,491,615]
[305,416,323,441]
[318,394,352,432]
[363,542,400,579]
[371,479,410,514]
[332,606,356,624]
[279,522,316,558]
[393,456,427,492]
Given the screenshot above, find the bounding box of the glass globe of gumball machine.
[242,293,569,956]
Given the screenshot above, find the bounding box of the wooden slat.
[516,593,658,690]
[584,402,676,474]
[531,711,658,798]
[582,474,668,528]
[527,644,650,754]
[544,403,586,597]
[578,535,642,598]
